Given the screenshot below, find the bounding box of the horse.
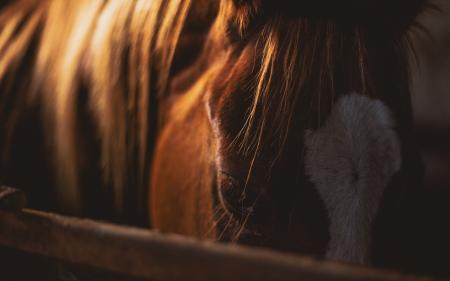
[0,0,439,273]
[150,0,430,266]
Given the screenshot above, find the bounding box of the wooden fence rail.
[0,208,441,281]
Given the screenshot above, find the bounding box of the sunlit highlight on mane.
[0,0,192,213]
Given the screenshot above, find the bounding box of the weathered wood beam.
[0,208,437,281]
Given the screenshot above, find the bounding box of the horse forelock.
[209,14,363,159]
[207,0,434,160]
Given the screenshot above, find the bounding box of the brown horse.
[0,0,440,273]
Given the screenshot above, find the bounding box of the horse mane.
[0,0,195,213]
[0,0,430,215]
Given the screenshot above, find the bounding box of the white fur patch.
[304,94,402,264]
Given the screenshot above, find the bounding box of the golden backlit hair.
[0,0,192,213]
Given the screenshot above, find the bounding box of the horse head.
[200,0,427,263]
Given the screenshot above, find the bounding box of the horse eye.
[217,172,250,217]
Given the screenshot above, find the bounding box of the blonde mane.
[0,0,192,213]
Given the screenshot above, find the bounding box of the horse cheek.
[150,100,217,238]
